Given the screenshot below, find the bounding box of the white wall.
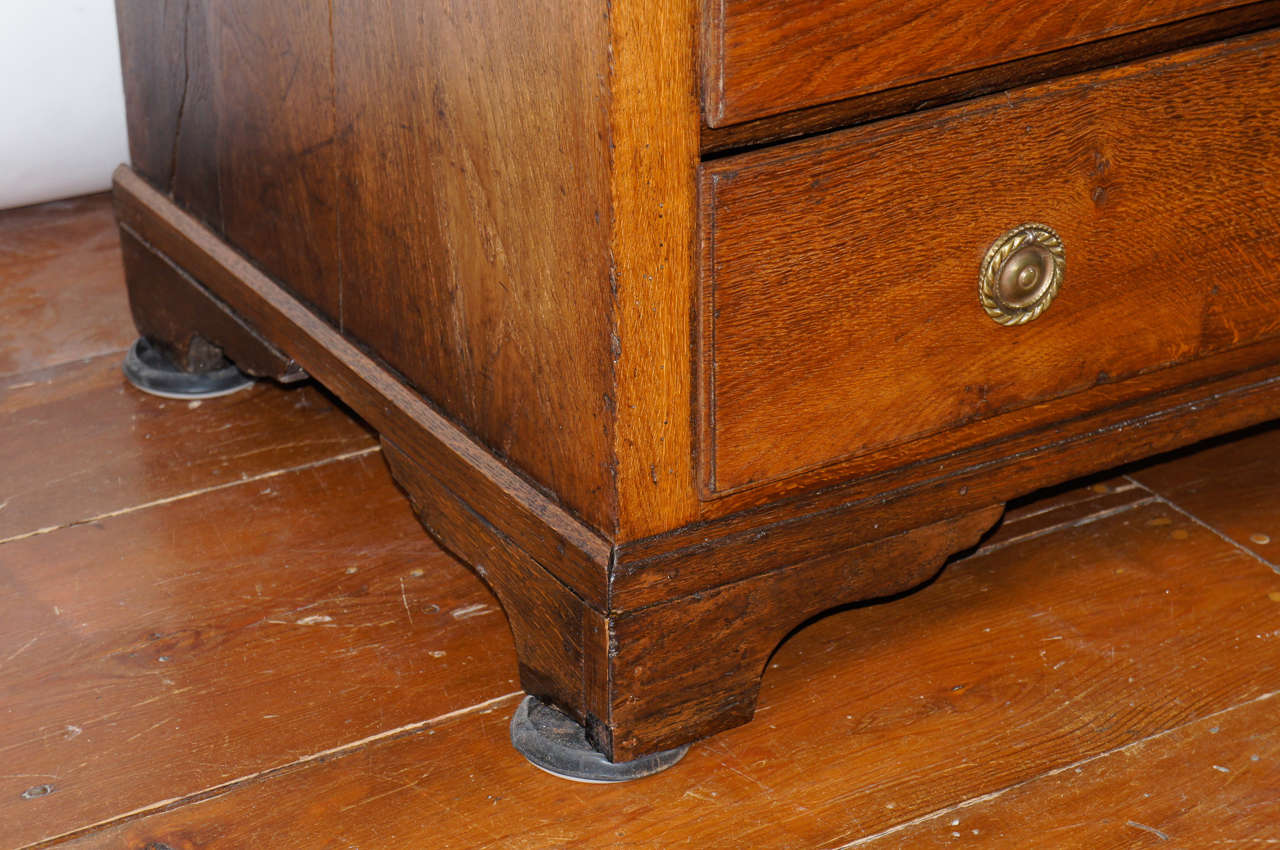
[0,1,129,210]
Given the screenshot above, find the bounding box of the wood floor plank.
[0,354,375,541]
[0,452,519,849]
[849,691,1280,848]
[1128,421,1280,567]
[0,195,134,380]
[57,502,1280,849]
[979,476,1150,553]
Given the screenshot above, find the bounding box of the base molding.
[385,438,1003,760]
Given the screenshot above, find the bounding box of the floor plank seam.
[1001,481,1144,524]
[973,495,1157,556]
[829,689,1279,849]
[0,445,382,546]
[1122,475,1280,574]
[0,346,134,389]
[20,690,525,850]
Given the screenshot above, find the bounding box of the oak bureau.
[112,0,1280,780]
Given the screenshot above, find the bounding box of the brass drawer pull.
[979,223,1064,325]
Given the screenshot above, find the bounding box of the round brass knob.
[979,223,1064,325]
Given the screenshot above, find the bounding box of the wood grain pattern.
[601,506,1002,759]
[15,191,1280,846]
[206,0,343,321]
[54,500,1280,847]
[704,0,1252,126]
[108,1,1280,778]
[328,0,618,533]
[387,430,998,761]
[609,0,703,540]
[114,0,223,222]
[702,31,1280,494]
[115,153,1280,762]
[0,353,373,542]
[0,194,133,379]
[978,476,1151,553]
[115,0,620,534]
[382,440,590,716]
[701,1,1280,154]
[0,450,521,849]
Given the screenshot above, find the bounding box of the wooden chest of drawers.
[113,0,1280,777]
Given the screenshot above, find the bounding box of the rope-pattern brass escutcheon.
[979,223,1065,326]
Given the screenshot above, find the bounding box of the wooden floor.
[1,195,1278,849]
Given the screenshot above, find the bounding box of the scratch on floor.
[399,577,414,625]
[1127,820,1171,841]
[451,603,496,620]
[124,717,174,744]
[3,636,38,666]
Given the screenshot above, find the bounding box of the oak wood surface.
[978,476,1151,553]
[387,434,1000,761]
[700,1,1280,154]
[616,354,1280,605]
[113,0,222,223]
[208,0,344,322]
[381,440,591,726]
[336,0,618,534]
[52,499,1280,848]
[116,153,1280,761]
[0,194,133,379]
[601,507,1002,759]
[115,0,621,534]
[609,0,703,539]
[705,0,1251,126]
[702,31,1280,494]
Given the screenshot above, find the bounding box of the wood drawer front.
[700,32,1280,495]
[704,0,1252,127]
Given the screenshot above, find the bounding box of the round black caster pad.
[123,337,253,400]
[510,695,689,783]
